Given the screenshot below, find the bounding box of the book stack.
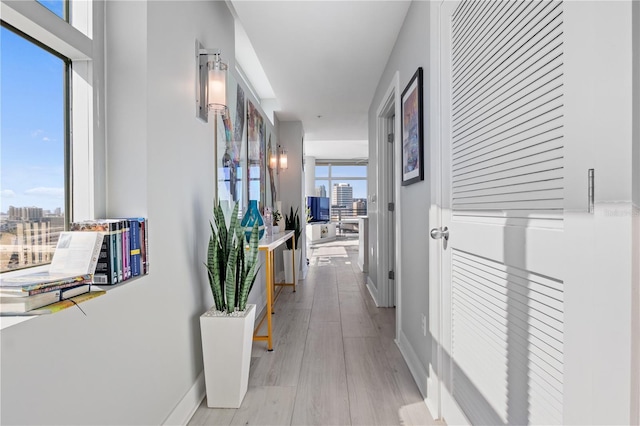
[70,218,148,285]
[0,232,105,315]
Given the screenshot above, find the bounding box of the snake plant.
[206,201,261,313]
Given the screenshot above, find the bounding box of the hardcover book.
[0,232,102,296]
[0,289,62,313]
[126,218,143,277]
[71,221,119,284]
[0,283,92,314]
[121,219,131,280]
[26,290,107,315]
[0,274,92,296]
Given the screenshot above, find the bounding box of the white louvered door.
[438,1,569,424]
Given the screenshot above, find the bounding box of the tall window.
[0,24,70,272]
[37,0,68,21]
[314,163,368,223]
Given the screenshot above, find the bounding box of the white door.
[435,1,578,424]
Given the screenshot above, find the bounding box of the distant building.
[8,206,43,221]
[315,185,327,198]
[353,199,367,216]
[1,207,64,271]
[331,183,353,208]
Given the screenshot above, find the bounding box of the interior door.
[437,1,569,424]
[388,114,396,306]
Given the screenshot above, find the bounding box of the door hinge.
[388,270,395,280]
[388,202,395,212]
[387,133,394,143]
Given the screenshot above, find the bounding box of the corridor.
[189,237,439,425]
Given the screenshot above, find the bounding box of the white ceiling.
[229,1,411,143]
[305,139,369,161]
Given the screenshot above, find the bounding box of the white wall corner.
[366,276,380,307]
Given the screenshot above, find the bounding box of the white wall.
[304,156,316,197]
[0,1,241,424]
[278,121,306,277]
[632,1,640,422]
[367,0,431,387]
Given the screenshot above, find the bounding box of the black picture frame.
[401,67,424,186]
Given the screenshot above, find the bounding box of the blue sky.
[1,7,65,213]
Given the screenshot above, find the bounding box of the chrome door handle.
[430,226,449,241]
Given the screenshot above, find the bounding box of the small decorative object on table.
[240,199,264,242]
[272,209,282,234]
[264,207,273,236]
[200,200,261,408]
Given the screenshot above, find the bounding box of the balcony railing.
[330,206,367,234]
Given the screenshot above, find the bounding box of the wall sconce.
[269,151,278,170]
[196,40,228,122]
[278,146,288,170]
[268,145,288,171]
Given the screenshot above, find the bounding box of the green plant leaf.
[224,235,238,314]
[238,221,260,310]
[226,202,239,265]
[208,222,224,311]
[214,201,227,261]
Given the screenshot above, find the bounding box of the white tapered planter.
[283,248,301,283]
[199,303,255,408]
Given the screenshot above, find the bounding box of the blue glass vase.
[241,200,264,242]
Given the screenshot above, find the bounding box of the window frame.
[0,0,96,273]
[314,161,368,220]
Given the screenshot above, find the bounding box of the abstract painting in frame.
[401,67,424,186]
[218,83,245,205]
[247,100,265,211]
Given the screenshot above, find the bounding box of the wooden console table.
[252,230,296,351]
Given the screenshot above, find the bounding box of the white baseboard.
[357,259,367,273]
[366,276,380,307]
[163,301,268,425]
[163,371,205,426]
[426,364,439,418]
[397,330,428,398]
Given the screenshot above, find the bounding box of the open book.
[0,232,103,295]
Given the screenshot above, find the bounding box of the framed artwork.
[401,67,424,186]
[217,80,245,211]
[247,100,265,211]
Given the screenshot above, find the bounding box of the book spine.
[128,219,141,277]
[88,232,103,275]
[70,222,117,285]
[113,221,123,282]
[121,219,131,280]
[27,275,92,296]
[59,283,91,300]
[94,235,117,285]
[140,219,148,274]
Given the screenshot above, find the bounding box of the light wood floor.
[189,236,440,426]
